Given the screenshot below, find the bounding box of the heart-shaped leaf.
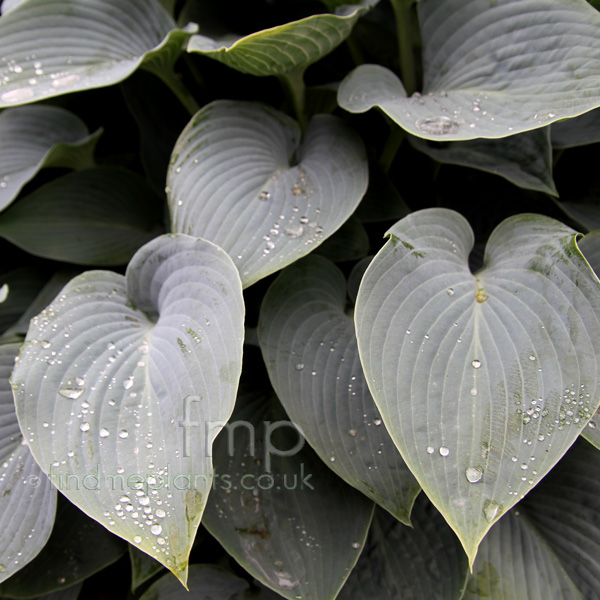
[168,100,368,288]
[0,494,127,598]
[409,128,557,196]
[0,105,100,212]
[355,208,600,565]
[552,109,600,148]
[0,0,195,107]
[186,0,378,77]
[0,167,164,266]
[465,439,600,599]
[0,342,56,585]
[11,234,245,584]
[338,0,600,141]
[202,368,373,600]
[338,499,469,600]
[258,256,419,523]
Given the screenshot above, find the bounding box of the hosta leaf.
[0,495,126,598]
[0,0,195,107]
[186,0,378,77]
[138,564,280,600]
[11,234,245,584]
[0,342,56,585]
[258,256,419,523]
[465,439,600,599]
[0,105,100,212]
[0,167,164,266]
[552,109,600,148]
[576,231,600,449]
[338,499,469,600]
[338,0,600,141]
[168,100,368,288]
[409,128,557,195]
[555,201,600,233]
[202,353,374,600]
[355,208,600,565]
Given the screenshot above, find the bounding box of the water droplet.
[374,418,382,426]
[284,224,304,238]
[80,423,90,432]
[292,184,302,196]
[138,495,150,506]
[118,430,129,439]
[150,524,162,535]
[50,74,79,89]
[58,386,84,400]
[259,191,271,201]
[133,536,142,544]
[426,446,435,454]
[123,377,134,390]
[465,466,483,483]
[348,429,357,437]
[472,360,481,369]
[483,500,499,522]
[1,87,35,103]
[351,542,360,549]
[295,363,304,371]
[529,355,536,361]
[155,509,166,518]
[99,428,110,438]
[416,116,461,135]
[447,288,454,296]
[439,446,449,457]
[470,388,478,396]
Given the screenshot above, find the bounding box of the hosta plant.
[0,0,599,598]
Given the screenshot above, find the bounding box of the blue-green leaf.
[338,0,600,140]
[11,234,245,584]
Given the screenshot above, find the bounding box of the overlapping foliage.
[0,0,599,598]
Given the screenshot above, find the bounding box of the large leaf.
[0,105,100,212]
[551,108,600,148]
[11,234,245,584]
[168,100,368,288]
[0,495,126,598]
[0,342,56,585]
[258,256,420,523]
[354,208,600,565]
[0,0,195,107]
[186,0,378,77]
[338,499,469,600]
[576,231,600,449]
[409,128,557,196]
[464,439,600,599]
[338,0,600,141]
[0,167,164,266]
[202,350,374,600]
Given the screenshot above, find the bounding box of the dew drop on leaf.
[465,466,483,483]
[483,500,500,522]
[59,386,84,400]
[415,116,460,135]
